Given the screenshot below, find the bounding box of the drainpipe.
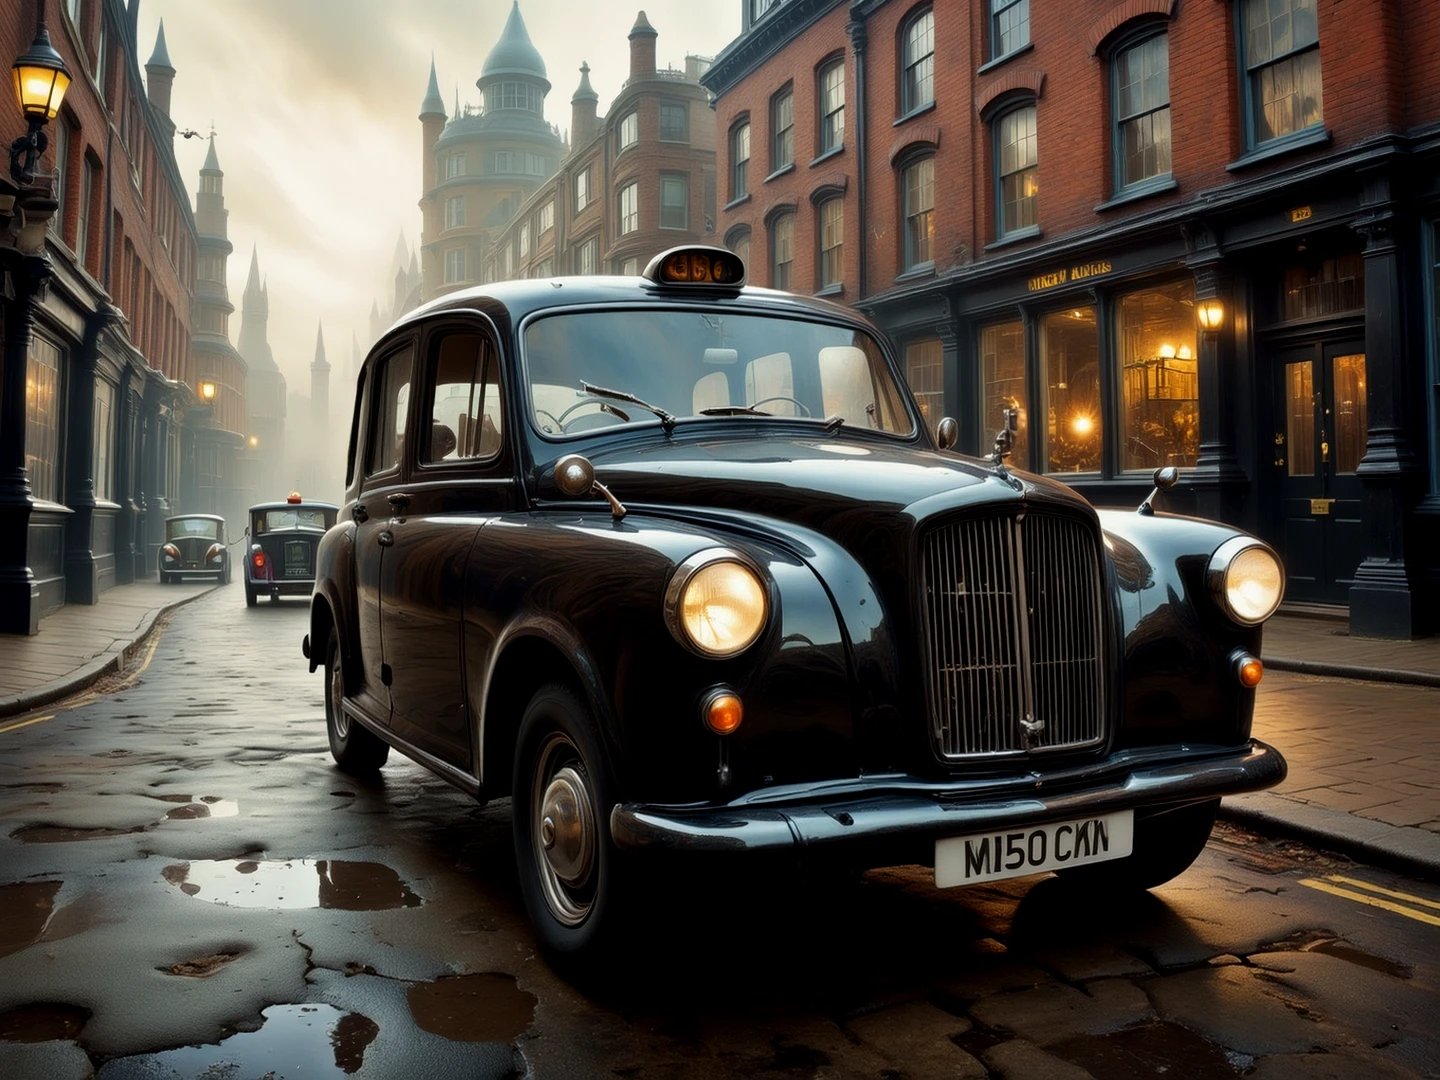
[847,3,869,300]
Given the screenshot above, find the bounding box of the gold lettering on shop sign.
[1310,498,1335,515]
[1027,260,1113,293]
[1291,206,1313,223]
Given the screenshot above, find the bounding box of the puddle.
[0,881,60,957]
[1306,938,1411,978]
[406,973,535,1042]
[1048,1022,1240,1080]
[164,799,239,820]
[11,823,143,843]
[97,1004,378,1078]
[162,859,422,910]
[0,1002,90,1043]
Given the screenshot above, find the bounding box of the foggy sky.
[138,0,739,396]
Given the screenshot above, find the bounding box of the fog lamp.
[703,690,744,735]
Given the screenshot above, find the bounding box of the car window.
[522,310,915,438]
[424,332,503,463]
[264,509,328,530]
[171,519,219,539]
[367,346,412,475]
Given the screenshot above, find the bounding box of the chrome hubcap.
[329,649,348,740]
[532,735,596,927]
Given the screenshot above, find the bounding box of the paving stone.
[1144,965,1329,1056]
[0,1041,95,1080]
[982,1039,1096,1080]
[932,959,1053,1004]
[1038,945,1152,983]
[1246,1048,1424,1080]
[846,1001,985,1080]
[968,979,1152,1046]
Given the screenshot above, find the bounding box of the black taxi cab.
[244,494,338,607]
[304,246,1286,960]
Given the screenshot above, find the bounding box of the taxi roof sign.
[287,491,303,504]
[643,246,746,290]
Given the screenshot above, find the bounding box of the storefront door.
[1273,341,1368,605]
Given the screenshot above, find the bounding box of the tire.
[221,558,231,586]
[1058,799,1218,892]
[512,684,630,961]
[245,582,257,607]
[324,627,389,774]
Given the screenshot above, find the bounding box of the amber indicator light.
[287,491,303,504]
[705,692,744,735]
[1237,656,1263,688]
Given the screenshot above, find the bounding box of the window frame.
[900,6,936,117]
[659,101,688,143]
[659,172,689,231]
[770,84,794,174]
[769,210,795,290]
[1110,25,1173,197]
[900,153,935,273]
[817,58,845,155]
[989,0,1031,63]
[444,247,467,284]
[618,110,639,153]
[818,195,844,290]
[574,167,591,213]
[618,180,639,235]
[1237,0,1325,153]
[993,100,1038,241]
[444,195,465,230]
[730,118,751,201]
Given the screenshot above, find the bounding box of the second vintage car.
[160,513,230,584]
[304,247,1287,961]
[245,494,338,607]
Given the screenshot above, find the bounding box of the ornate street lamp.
[199,380,218,403]
[1196,298,1226,333]
[9,1,72,186]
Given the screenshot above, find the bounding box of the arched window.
[730,119,751,200]
[1112,27,1171,192]
[900,6,935,115]
[769,211,795,290]
[726,226,752,272]
[993,102,1037,239]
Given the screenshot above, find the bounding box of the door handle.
[1320,441,1329,464]
[377,530,394,548]
[352,504,368,523]
[388,492,412,512]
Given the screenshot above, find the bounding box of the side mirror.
[935,416,958,451]
[1137,466,1180,515]
[554,454,627,520]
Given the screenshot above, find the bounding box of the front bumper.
[251,578,316,597]
[610,740,1285,857]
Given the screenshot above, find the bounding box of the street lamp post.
[0,0,71,634]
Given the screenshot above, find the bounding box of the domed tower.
[420,1,566,297]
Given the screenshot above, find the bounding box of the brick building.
[703,0,1440,638]
[0,0,246,632]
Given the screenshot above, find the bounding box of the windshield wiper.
[698,406,847,434]
[581,382,677,434]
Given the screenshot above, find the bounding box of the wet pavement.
[0,588,1438,1078]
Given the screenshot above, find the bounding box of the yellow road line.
[0,714,55,735]
[1299,877,1440,928]
[1323,873,1440,912]
[125,629,163,682]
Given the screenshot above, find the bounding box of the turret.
[571,62,599,150]
[629,11,657,81]
[420,56,446,195]
[145,20,176,131]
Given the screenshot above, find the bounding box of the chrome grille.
[920,511,1106,759]
[174,536,211,567]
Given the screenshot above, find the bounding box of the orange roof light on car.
[287,491,303,504]
[644,245,747,290]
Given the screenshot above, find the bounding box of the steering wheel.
[557,398,610,425]
[534,408,563,433]
[751,395,812,417]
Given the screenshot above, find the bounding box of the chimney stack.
[629,11,657,81]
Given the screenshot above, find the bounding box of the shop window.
[980,320,1028,467]
[1042,308,1101,474]
[771,86,794,172]
[819,197,844,289]
[901,155,934,271]
[1117,280,1198,472]
[25,335,62,503]
[818,59,845,154]
[730,120,751,200]
[905,339,943,426]
[990,0,1030,62]
[1240,0,1323,148]
[770,211,795,290]
[93,377,116,502]
[901,6,935,115]
[1113,30,1171,192]
[1281,252,1363,321]
[995,103,1037,238]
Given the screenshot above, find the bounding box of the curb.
[1264,656,1440,688]
[0,585,221,720]
[1220,792,1440,882]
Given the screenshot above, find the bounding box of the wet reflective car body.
[245,499,338,607]
[305,247,1287,960]
[160,514,229,584]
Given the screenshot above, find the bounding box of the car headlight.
[162,543,179,561]
[1207,537,1284,626]
[206,543,224,562]
[664,549,769,658]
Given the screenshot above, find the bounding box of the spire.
[312,323,329,372]
[572,61,598,103]
[420,54,446,120]
[391,230,409,274]
[630,10,657,39]
[244,245,262,300]
[481,1,549,90]
[201,132,221,174]
[147,20,174,72]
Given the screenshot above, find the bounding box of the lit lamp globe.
[1196,299,1225,332]
[199,380,218,403]
[12,25,70,126]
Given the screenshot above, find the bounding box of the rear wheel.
[1058,799,1218,892]
[325,627,388,773]
[512,684,630,961]
[244,581,257,607]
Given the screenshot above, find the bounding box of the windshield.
[255,508,331,533]
[522,310,915,439]
[167,518,219,540]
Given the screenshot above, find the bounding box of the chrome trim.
[662,547,770,659]
[1207,536,1285,626]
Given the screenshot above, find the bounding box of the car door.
[381,321,518,771]
[353,337,417,724]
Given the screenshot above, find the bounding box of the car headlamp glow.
[1208,537,1284,626]
[665,550,768,658]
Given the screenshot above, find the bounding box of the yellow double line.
[0,623,166,736]
[1300,874,1440,928]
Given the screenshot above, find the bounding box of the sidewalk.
[0,589,1436,878]
[0,579,220,718]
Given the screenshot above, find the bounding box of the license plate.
[284,542,310,578]
[935,810,1133,888]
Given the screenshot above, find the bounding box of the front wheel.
[324,627,388,774]
[512,684,629,961]
[1058,799,1218,892]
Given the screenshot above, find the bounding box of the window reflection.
[1043,308,1100,473]
[1332,353,1367,474]
[980,321,1027,468]
[1118,281,1198,471]
[1285,361,1314,476]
